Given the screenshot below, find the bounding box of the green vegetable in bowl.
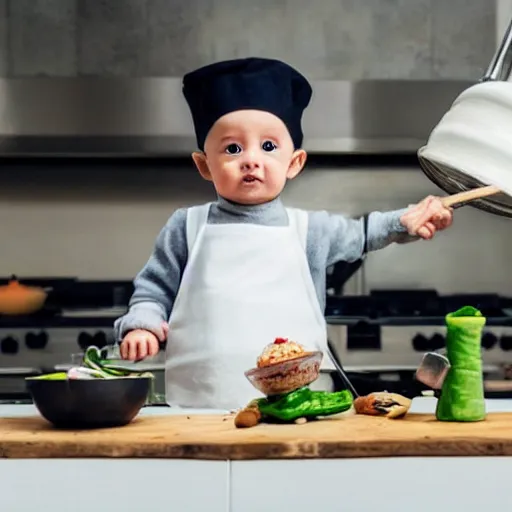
[27,346,156,401]
[82,346,154,379]
[28,372,68,381]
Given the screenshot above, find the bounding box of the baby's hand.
[120,322,168,361]
[400,195,453,240]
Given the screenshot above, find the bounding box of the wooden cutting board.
[1,411,512,460]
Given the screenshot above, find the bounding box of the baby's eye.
[262,140,277,152]
[225,143,242,155]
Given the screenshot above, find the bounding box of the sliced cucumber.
[28,372,68,381]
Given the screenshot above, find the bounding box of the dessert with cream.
[257,337,308,368]
[245,337,321,397]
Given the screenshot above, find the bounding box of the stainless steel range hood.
[0,78,472,157]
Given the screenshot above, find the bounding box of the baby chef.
[113,57,453,410]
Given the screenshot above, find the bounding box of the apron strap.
[186,203,211,255]
[286,208,309,251]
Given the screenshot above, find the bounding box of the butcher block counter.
[3,404,512,459]
[1,398,512,512]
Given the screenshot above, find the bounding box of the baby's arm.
[113,208,189,342]
[307,208,415,266]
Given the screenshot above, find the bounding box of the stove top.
[325,290,512,325]
[2,279,508,325]
[0,277,132,328]
[1,282,512,400]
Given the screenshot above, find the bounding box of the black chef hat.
[182,57,312,151]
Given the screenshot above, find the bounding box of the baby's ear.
[192,152,212,181]
[287,149,307,179]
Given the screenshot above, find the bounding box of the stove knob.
[429,333,445,351]
[25,331,48,350]
[1,336,19,355]
[481,332,498,350]
[412,334,429,352]
[77,332,93,351]
[92,331,107,349]
[500,335,512,351]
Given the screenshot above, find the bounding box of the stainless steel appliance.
[0,78,472,157]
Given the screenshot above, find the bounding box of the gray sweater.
[113,195,414,341]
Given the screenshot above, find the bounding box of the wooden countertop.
[1,410,512,459]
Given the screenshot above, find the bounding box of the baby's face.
[193,110,306,205]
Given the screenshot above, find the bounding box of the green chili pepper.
[256,387,353,422]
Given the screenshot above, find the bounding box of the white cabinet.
[0,459,230,512]
[231,458,512,512]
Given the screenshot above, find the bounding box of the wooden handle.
[442,185,501,207]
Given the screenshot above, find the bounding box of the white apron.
[165,202,335,410]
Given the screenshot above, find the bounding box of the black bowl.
[26,377,151,429]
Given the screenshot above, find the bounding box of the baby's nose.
[240,155,261,171]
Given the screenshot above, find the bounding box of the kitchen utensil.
[245,351,322,396]
[25,376,151,429]
[0,275,50,315]
[326,347,360,397]
[414,352,451,390]
[441,185,502,208]
[417,18,512,217]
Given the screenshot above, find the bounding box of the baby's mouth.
[242,175,260,183]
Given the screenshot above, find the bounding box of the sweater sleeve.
[113,208,189,342]
[307,208,417,267]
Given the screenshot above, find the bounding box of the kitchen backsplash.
[0,163,510,296]
[0,0,497,80]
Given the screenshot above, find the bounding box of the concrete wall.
[0,0,497,80]
[0,162,510,295]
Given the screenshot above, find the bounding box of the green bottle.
[436,306,486,422]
